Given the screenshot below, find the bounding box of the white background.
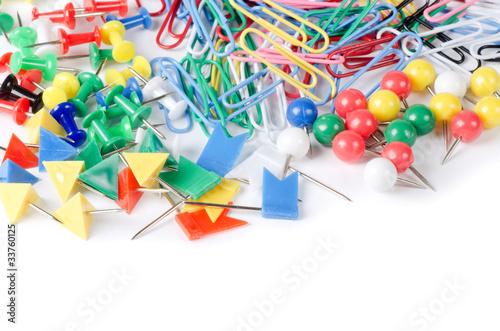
[1,1,500,331]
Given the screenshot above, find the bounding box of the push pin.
[0,53,44,93]
[25,26,102,55]
[38,127,79,171]
[50,102,87,147]
[57,43,115,70]
[0,183,61,224]
[106,7,152,30]
[82,108,127,155]
[129,66,187,120]
[334,89,367,119]
[32,2,110,30]
[99,20,135,62]
[429,92,462,150]
[470,66,500,99]
[85,0,129,17]
[131,156,222,239]
[403,59,436,97]
[434,71,467,99]
[0,74,43,112]
[0,159,39,185]
[9,51,80,81]
[367,89,401,122]
[276,127,310,180]
[402,104,436,136]
[30,18,62,57]
[0,97,32,125]
[312,113,345,146]
[0,12,14,44]
[473,96,500,129]
[9,26,37,57]
[442,110,483,164]
[105,85,166,140]
[1,133,39,169]
[69,71,104,117]
[286,97,317,158]
[380,70,412,109]
[345,109,379,142]
[54,192,127,240]
[101,56,151,92]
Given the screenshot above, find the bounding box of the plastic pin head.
[262,169,299,220]
[44,161,85,202]
[196,124,248,177]
[123,152,168,188]
[0,183,39,224]
[139,128,177,167]
[25,109,67,144]
[78,154,120,200]
[1,134,39,169]
[54,193,96,240]
[116,167,144,214]
[38,128,79,172]
[75,140,103,170]
[0,159,39,184]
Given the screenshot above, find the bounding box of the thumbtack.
[286,98,317,158]
[381,70,412,110]
[442,110,483,164]
[404,59,436,97]
[9,51,81,81]
[0,183,62,224]
[32,2,110,30]
[0,98,32,125]
[276,127,310,180]
[106,7,152,30]
[0,74,44,112]
[54,193,126,240]
[57,43,115,70]
[82,108,127,155]
[16,11,22,27]
[98,56,151,94]
[99,20,135,62]
[429,92,462,151]
[25,26,102,55]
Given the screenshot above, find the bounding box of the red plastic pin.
[1,134,39,169]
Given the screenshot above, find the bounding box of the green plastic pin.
[75,140,103,170]
[78,154,119,200]
[158,156,221,200]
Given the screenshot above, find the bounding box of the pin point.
[25,26,101,55]
[175,207,248,241]
[69,72,104,117]
[442,110,483,164]
[106,7,151,30]
[276,127,310,180]
[105,85,165,140]
[0,158,39,184]
[30,18,62,57]
[57,43,115,70]
[434,71,467,98]
[32,2,110,30]
[312,113,345,146]
[9,26,37,57]
[50,102,87,147]
[368,89,401,122]
[286,98,317,158]
[470,66,500,99]
[403,104,436,136]
[0,183,61,224]
[0,74,43,112]
[334,89,367,119]
[0,12,14,45]
[474,96,500,129]
[429,92,462,150]
[99,20,135,63]
[403,59,436,96]
[381,70,412,109]
[196,124,248,177]
[54,193,126,240]
[9,51,80,81]
[1,134,39,169]
[82,109,127,155]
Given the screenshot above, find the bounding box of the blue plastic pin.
[0,159,39,184]
[286,98,317,158]
[106,7,152,30]
[159,156,221,200]
[39,127,79,172]
[262,168,299,220]
[196,124,248,177]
